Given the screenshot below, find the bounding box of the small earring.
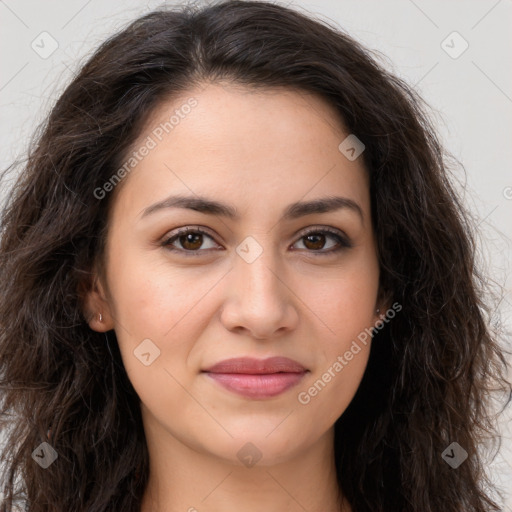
[98,313,103,323]
[376,308,380,314]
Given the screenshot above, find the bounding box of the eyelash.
[161,226,353,257]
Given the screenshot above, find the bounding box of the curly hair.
[0,1,510,511]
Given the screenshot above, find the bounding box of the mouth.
[202,356,309,399]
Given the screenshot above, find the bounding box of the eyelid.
[290,226,353,254]
[161,226,221,255]
[161,225,352,255]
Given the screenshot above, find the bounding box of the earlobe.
[373,307,384,325]
[82,275,114,332]
[374,287,393,324]
[88,310,113,332]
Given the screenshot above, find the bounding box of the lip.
[202,357,308,399]
[203,356,307,374]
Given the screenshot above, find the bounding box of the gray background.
[1,0,511,508]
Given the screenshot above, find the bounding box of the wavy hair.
[0,1,510,511]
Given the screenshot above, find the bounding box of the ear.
[373,285,393,324]
[80,272,115,332]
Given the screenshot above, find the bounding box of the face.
[86,81,382,466]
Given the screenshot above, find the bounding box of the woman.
[0,1,509,511]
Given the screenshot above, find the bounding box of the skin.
[85,81,384,512]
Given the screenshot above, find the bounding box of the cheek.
[108,246,215,339]
[300,261,377,411]
[104,254,208,385]
[316,263,379,344]
[297,275,375,419]
[297,345,370,428]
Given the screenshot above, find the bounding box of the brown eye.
[303,233,327,250]
[179,232,204,250]
[162,227,220,255]
[161,226,352,257]
[292,228,352,254]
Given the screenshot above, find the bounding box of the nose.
[219,243,299,340]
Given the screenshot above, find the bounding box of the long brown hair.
[0,1,510,511]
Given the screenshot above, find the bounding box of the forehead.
[110,82,370,221]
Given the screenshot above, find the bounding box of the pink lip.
[202,357,308,399]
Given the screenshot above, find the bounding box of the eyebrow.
[140,194,363,222]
